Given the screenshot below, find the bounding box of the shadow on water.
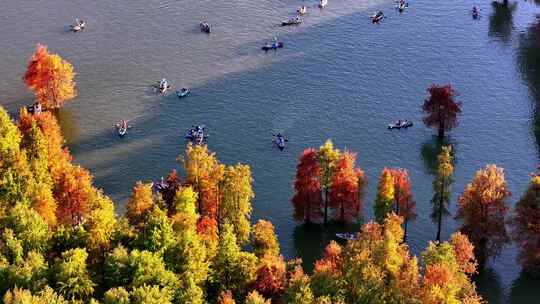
[509,272,540,303]
[489,1,517,43]
[55,108,81,144]
[517,16,540,155]
[293,221,362,273]
[420,135,455,175]
[474,268,505,304]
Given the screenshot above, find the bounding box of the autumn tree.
[511,172,540,275]
[210,223,257,302]
[421,233,481,304]
[431,145,453,242]
[125,182,154,227]
[53,164,94,226]
[24,44,77,109]
[422,84,461,138]
[161,170,181,216]
[220,164,254,244]
[253,255,286,301]
[251,220,280,258]
[53,248,95,300]
[456,164,510,268]
[292,149,323,223]
[373,168,394,223]
[182,143,225,222]
[390,168,416,241]
[318,140,340,225]
[245,290,271,304]
[311,241,343,299]
[329,152,363,222]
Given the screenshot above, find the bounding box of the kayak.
[274,134,287,150]
[371,11,384,22]
[71,20,85,32]
[298,6,307,15]
[200,22,211,33]
[262,42,284,51]
[388,120,413,130]
[397,3,407,12]
[176,89,190,98]
[186,126,206,145]
[118,127,127,137]
[282,17,302,26]
[319,0,328,8]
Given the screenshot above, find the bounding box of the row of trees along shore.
[0,43,537,303]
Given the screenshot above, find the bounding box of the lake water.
[1,0,540,302]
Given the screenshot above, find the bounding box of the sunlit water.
[1,0,540,302]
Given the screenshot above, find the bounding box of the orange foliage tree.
[24,44,77,109]
[390,168,417,241]
[182,144,224,222]
[422,84,461,138]
[53,164,93,226]
[511,172,540,275]
[456,164,510,268]
[292,149,323,223]
[125,182,154,226]
[329,151,364,222]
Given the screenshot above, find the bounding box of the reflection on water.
[293,221,362,273]
[518,16,540,155]
[420,136,455,175]
[474,268,505,304]
[489,1,517,42]
[509,272,540,303]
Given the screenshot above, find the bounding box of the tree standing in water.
[292,149,323,223]
[422,84,461,138]
[317,140,340,225]
[390,168,416,241]
[456,164,510,269]
[511,170,540,275]
[431,146,454,242]
[24,44,77,109]
[373,168,394,223]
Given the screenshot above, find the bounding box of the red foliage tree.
[292,149,323,223]
[390,168,417,241]
[253,255,286,301]
[511,173,540,275]
[329,152,362,222]
[456,164,510,268]
[161,169,181,216]
[422,84,462,138]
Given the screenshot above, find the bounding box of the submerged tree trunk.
[324,188,329,225]
[403,218,408,242]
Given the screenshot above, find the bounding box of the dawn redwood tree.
[456,164,511,268]
[125,182,154,227]
[24,44,76,109]
[511,172,540,275]
[373,168,395,223]
[219,164,254,244]
[422,84,461,138]
[329,151,363,222]
[251,220,280,258]
[182,143,224,222]
[317,140,340,225]
[292,148,323,223]
[431,146,454,242]
[390,168,416,241]
[161,170,181,216]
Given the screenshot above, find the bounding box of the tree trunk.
[438,125,445,139]
[403,218,408,242]
[340,202,344,222]
[324,188,329,225]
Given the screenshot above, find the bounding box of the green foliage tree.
[103,287,130,304]
[211,223,257,302]
[130,284,173,304]
[3,203,50,253]
[136,207,174,253]
[53,248,95,300]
